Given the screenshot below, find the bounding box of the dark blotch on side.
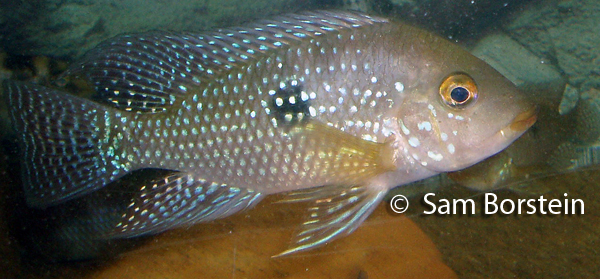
[270,81,311,127]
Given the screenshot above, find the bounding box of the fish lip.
[508,105,538,132]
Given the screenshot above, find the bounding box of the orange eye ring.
[439,73,478,108]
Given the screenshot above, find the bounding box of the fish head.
[396,52,537,173]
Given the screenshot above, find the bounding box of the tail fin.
[4,80,131,208]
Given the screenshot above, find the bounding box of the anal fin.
[274,184,387,257]
[110,172,263,238]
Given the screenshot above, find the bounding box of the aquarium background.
[1,0,599,278]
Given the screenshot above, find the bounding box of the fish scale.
[4,10,536,256]
[121,28,402,193]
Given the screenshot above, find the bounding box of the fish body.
[4,11,536,255]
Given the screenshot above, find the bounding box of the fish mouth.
[509,105,538,132]
[495,105,537,141]
[445,105,537,172]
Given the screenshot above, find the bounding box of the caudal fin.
[4,80,131,208]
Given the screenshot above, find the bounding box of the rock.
[338,0,372,13]
[1,0,537,60]
[472,33,565,109]
[0,52,12,139]
[0,0,309,59]
[573,88,600,144]
[382,0,533,43]
[558,84,579,115]
[506,0,600,93]
[0,52,11,81]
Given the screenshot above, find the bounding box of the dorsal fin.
[62,11,388,113]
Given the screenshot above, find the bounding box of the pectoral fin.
[274,184,387,257]
[289,121,397,186]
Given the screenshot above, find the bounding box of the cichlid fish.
[4,11,536,256]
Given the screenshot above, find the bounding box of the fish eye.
[439,73,478,108]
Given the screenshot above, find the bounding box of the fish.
[3,10,537,256]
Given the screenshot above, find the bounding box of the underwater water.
[1,0,599,278]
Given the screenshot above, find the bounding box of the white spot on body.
[427,104,437,117]
[417,121,432,131]
[427,151,444,161]
[395,82,404,92]
[408,137,420,147]
[447,143,455,154]
[399,120,410,135]
[440,132,448,141]
[275,98,283,106]
[373,122,380,133]
[455,115,465,121]
[301,91,309,101]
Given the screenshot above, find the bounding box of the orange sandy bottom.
[82,195,456,279]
